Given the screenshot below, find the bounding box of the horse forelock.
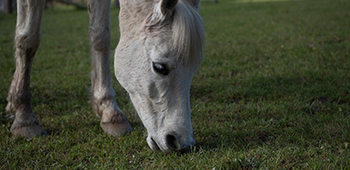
[119,0,204,66]
[172,0,204,66]
[144,0,204,66]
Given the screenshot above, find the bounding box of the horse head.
[115,0,204,154]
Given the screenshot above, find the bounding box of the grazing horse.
[6,0,204,154]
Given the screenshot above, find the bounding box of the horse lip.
[151,137,161,151]
[149,136,173,154]
[179,145,192,154]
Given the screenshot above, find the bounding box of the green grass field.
[1,0,350,169]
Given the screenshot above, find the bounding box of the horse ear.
[190,0,201,9]
[160,0,178,16]
[147,0,178,25]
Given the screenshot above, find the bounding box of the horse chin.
[146,136,174,154]
[147,136,168,153]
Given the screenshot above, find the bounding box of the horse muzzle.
[147,132,195,154]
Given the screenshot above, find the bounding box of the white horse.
[6,0,204,154]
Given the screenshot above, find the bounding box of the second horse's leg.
[87,0,132,138]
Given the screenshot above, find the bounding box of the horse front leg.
[6,0,47,139]
[87,0,132,138]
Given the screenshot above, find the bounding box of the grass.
[1,0,350,169]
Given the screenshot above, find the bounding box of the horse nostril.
[165,134,178,151]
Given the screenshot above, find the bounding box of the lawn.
[1,0,350,169]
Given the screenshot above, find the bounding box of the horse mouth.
[149,136,193,154]
[150,137,161,152]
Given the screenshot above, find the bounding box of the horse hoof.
[11,122,47,139]
[100,120,133,138]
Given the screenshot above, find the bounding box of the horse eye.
[152,62,169,75]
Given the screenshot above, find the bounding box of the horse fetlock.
[91,98,116,117]
[5,102,16,116]
[99,100,129,124]
[91,99,102,117]
[6,92,32,114]
[7,92,31,107]
[101,108,129,123]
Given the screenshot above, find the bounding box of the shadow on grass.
[193,71,349,105]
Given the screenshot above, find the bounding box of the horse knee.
[89,28,110,52]
[15,33,40,58]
